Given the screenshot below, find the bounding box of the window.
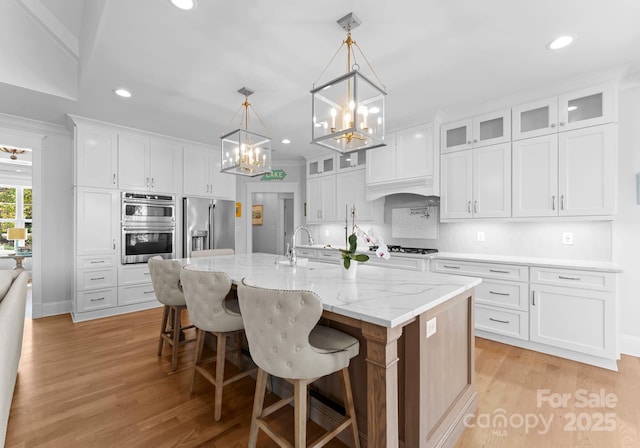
[0,186,32,251]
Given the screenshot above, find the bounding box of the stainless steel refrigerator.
[182,197,235,257]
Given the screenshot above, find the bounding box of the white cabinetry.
[336,169,382,222]
[366,123,438,199]
[74,122,118,189]
[75,187,119,315]
[76,188,118,256]
[307,154,337,177]
[440,109,511,153]
[513,124,616,217]
[512,84,616,140]
[337,151,366,172]
[441,143,511,219]
[307,175,337,223]
[118,264,157,306]
[183,145,236,200]
[530,267,616,359]
[432,256,619,369]
[118,134,182,193]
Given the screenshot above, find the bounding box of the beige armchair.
[180,265,256,421]
[237,279,360,448]
[148,256,195,371]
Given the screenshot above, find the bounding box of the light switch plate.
[562,232,574,245]
[477,231,485,242]
[426,317,437,338]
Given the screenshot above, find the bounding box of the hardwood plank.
[6,309,640,447]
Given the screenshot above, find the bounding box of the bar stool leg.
[191,328,206,393]
[171,307,182,371]
[214,332,227,421]
[294,379,308,448]
[248,368,268,447]
[340,367,361,448]
[157,305,169,356]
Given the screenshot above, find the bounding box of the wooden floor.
[6,308,640,447]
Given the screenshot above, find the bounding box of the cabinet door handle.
[532,290,536,306]
[552,195,556,211]
[560,195,565,210]
[489,317,510,324]
[144,290,155,294]
[90,260,105,264]
[558,275,581,281]
[90,276,105,281]
[151,177,155,188]
[467,201,472,213]
[144,272,151,276]
[443,265,460,269]
[113,239,116,250]
[473,201,478,213]
[90,297,105,302]
[489,269,510,274]
[146,177,150,187]
[550,123,557,128]
[113,173,116,184]
[489,290,510,296]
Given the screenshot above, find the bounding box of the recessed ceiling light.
[114,88,132,98]
[16,169,22,173]
[282,139,291,144]
[369,107,380,114]
[567,106,578,112]
[170,0,196,10]
[547,35,575,50]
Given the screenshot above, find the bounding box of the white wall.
[0,113,73,317]
[613,84,640,355]
[251,192,279,254]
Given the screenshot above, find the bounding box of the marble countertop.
[180,253,480,328]
[434,252,622,273]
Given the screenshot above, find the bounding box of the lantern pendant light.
[311,12,387,154]
[220,87,272,177]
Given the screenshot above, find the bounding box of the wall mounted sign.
[261,169,286,181]
[235,202,242,218]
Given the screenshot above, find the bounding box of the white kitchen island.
[182,253,481,448]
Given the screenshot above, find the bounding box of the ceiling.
[1,0,640,163]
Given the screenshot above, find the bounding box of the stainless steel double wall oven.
[121,192,176,264]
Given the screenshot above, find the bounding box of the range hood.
[366,175,438,201]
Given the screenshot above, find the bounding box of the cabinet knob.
[550,123,557,128]
[467,141,471,145]
[473,139,478,143]
[559,121,566,126]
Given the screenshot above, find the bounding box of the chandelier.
[0,147,27,160]
[220,87,272,177]
[311,12,386,154]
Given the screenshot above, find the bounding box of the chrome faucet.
[288,226,314,266]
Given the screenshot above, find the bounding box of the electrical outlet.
[562,232,574,245]
[477,231,485,242]
[426,317,437,338]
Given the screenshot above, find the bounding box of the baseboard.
[620,334,640,357]
[41,300,72,317]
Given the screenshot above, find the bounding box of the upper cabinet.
[307,154,337,177]
[337,150,366,173]
[512,84,616,140]
[118,134,182,193]
[366,122,438,199]
[441,143,511,220]
[75,123,118,189]
[183,145,236,200]
[440,109,511,154]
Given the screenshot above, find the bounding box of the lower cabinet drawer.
[317,250,341,263]
[295,248,318,258]
[475,280,528,311]
[118,283,157,306]
[475,304,529,340]
[119,264,153,285]
[76,268,117,291]
[367,256,426,271]
[77,288,117,312]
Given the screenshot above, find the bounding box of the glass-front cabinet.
[512,84,615,140]
[441,109,511,153]
[337,150,366,172]
[307,154,336,177]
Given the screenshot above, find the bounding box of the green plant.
[339,232,370,269]
[339,205,389,269]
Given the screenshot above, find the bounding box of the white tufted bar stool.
[237,279,361,448]
[148,256,195,371]
[180,265,257,421]
[191,248,235,257]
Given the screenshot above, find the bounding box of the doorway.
[245,181,301,255]
[250,192,295,255]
